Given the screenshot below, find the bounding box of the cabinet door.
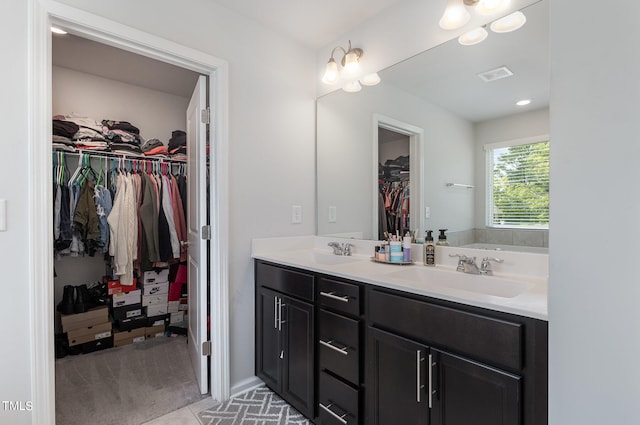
[256,287,281,390]
[281,295,315,418]
[431,349,521,425]
[367,327,429,425]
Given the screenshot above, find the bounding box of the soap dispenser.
[424,230,435,266]
[437,229,449,246]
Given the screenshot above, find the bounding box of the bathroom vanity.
[253,236,548,425]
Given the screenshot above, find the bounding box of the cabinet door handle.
[428,353,436,409]
[320,291,349,303]
[416,350,425,403]
[319,339,349,356]
[273,296,278,329]
[319,402,348,425]
[278,301,286,331]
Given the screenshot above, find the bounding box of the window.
[486,137,549,228]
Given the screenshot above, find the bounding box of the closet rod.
[52,148,187,164]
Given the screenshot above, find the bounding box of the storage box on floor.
[61,306,113,354]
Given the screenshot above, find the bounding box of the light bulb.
[342,80,362,93]
[476,0,510,16]
[343,51,361,76]
[458,27,488,45]
[439,5,471,30]
[322,58,339,85]
[361,73,381,86]
[490,11,526,33]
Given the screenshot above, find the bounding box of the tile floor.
[141,398,216,425]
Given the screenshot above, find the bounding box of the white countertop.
[252,236,548,321]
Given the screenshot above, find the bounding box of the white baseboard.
[230,376,264,398]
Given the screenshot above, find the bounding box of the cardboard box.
[106,278,138,295]
[170,311,184,324]
[145,324,166,339]
[142,269,169,285]
[145,314,169,327]
[81,335,114,354]
[142,293,168,307]
[112,290,142,308]
[167,301,180,313]
[146,304,168,317]
[61,306,109,332]
[68,322,112,346]
[111,304,145,321]
[113,327,146,347]
[115,315,147,331]
[142,281,169,296]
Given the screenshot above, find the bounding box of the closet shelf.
[53,147,187,163]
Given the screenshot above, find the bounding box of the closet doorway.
[28,4,230,422]
[372,115,424,241]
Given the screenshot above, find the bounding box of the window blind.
[488,140,549,228]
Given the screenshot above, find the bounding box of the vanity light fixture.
[458,27,488,45]
[439,0,511,30]
[490,11,527,33]
[51,26,68,35]
[321,40,381,91]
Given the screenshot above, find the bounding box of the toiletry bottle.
[437,229,449,246]
[403,232,412,262]
[424,230,435,266]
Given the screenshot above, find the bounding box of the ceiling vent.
[477,66,514,82]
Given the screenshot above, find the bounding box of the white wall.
[0,0,32,423]
[473,108,550,228]
[53,66,190,143]
[317,83,474,239]
[549,0,640,423]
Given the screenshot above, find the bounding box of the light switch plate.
[0,199,6,231]
[291,205,302,224]
[425,206,431,219]
[328,206,337,223]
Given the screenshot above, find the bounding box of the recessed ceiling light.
[50,27,67,35]
[516,99,531,106]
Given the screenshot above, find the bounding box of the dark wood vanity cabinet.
[255,262,315,418]
[254,260,547,425]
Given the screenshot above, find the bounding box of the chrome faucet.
[328,242,353,256]
[479,257,504,276]
[449,254,480,275]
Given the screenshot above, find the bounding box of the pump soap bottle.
[437,229,449,246]
[424,230,435,266]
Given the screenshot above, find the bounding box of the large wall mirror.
[317,0,549,252]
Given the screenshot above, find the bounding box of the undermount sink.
[385,267,533,299]
[278,250,363,265]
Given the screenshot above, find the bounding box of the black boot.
[74,284,90,313]
[57,285,75,315]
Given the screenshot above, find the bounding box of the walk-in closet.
[51,31,210,425]
[378,127,410,240]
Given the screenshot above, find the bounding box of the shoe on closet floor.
[74,284,90,313]
[57,285,75,315]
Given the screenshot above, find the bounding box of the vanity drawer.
[319,371,359,425]
[318,277,361,316]
[256,261,314,302]
[318,309,359,385]
[369,289,523,371]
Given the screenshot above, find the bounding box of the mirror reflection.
[316,0,549,252]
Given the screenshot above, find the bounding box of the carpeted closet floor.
[55,336,207,425]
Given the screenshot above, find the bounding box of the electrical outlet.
[425,206,431,219]
[328,206,337,223]
[291,205,302,224]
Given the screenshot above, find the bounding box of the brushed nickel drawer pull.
[319,402,348,425]
[320,291,349,303]
[319,339,349,355]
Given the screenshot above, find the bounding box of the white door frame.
[372,114,425,240]
[27,1,230,423]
